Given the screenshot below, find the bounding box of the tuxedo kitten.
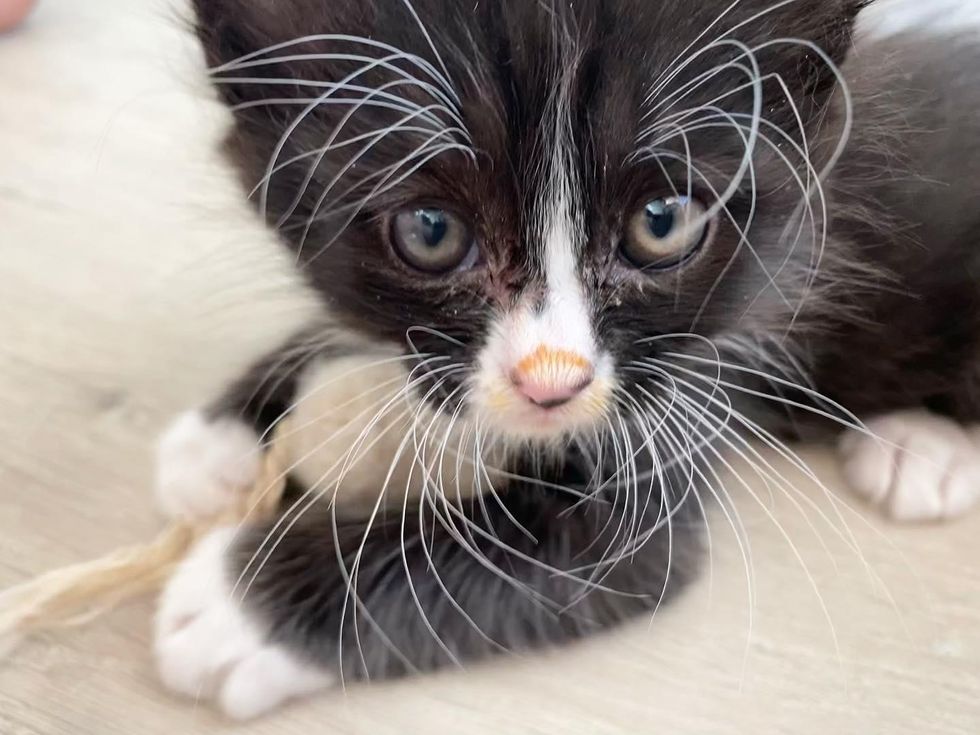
[154,0,980,719]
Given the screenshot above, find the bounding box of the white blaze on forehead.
[531,77,595,359]
[473,157,597,398]
[536,155,594,359]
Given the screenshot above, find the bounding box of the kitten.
[153,0,980,719]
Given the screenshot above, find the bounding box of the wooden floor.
[0,1,977,732]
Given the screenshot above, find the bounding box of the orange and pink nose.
[510,346,595,409]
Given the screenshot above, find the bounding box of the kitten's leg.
[155,528,334,720]
[154,469,700,718]
[155,334,318,521]
[838,410,980,521]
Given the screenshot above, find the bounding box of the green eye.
[390,207,475,273]
[621,196,711,270]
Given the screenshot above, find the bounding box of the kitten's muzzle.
[510,346,595,410]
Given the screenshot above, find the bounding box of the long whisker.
[638,358,905,619]
[659,379,843,661]
[646,0,806,104]
[396,381,473,669]
[396,0,459,104]
[339,368,465,681]
[235,361,465,598]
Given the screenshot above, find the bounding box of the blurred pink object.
[0,0,36,32]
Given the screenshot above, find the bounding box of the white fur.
[287,356,496,515]
[155,528,333,720]
[839,411,980,522]
[538,74,595,367]
[536,214,596,366]
[155,410,262,520]
[539,127,594,364]
[859,0,980,41]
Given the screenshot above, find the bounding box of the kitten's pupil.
[645,200,677,239]
[418,209,448,247]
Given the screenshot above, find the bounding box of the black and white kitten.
[153,0,980,719]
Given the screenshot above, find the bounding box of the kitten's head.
[193,0,864,444]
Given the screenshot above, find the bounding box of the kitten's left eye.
[390,207,476,273]
[621,196,711,270]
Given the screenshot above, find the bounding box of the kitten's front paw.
[839,410,980,522]
[155,410,261,521]
[155,528,333,720]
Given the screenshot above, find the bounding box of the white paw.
[155,410,262,521]
[155,528,333,720]
[839,411,980,522]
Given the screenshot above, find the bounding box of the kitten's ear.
[186,0,385,232]
[815,0,872,66]
[191,0,303,69]
[788,0,867,89]
[750,0,868,119]
[189,0,376,107]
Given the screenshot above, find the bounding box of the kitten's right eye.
[390,207,476,274]
[620,196,711,271]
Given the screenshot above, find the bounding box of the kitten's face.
[195,0,861,443]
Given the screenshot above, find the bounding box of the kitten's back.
[840,32,980,252]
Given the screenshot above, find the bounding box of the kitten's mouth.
[519,398,605,430]
[490,386,612,440]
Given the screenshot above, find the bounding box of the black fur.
[813,33,980,419]
[236,444,701,680]
[193,0,867,382]
[187,0,980,684]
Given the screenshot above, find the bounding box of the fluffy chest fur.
[286,355,507,516]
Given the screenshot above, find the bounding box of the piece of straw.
[0,421,293,654]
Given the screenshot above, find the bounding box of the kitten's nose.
[510,346,595,409]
